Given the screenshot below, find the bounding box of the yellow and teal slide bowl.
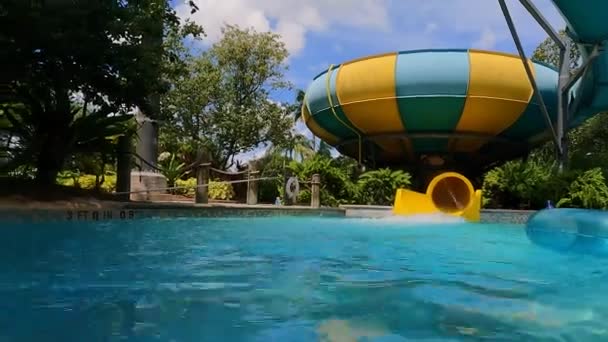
[302,49,560,171]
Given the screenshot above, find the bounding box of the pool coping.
[340,205,535,224]
[0,200,535,224]
[0,201,346,222]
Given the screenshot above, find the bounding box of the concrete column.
[246,167,259,205]
[311,174,320,208]
[195,162,210,204]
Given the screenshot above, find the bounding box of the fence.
[194,162,321,208]
[113,141,322,207]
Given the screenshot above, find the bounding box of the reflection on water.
[1,217,608,341]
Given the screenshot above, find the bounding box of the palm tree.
[292,134,315,161]
[317,141,332,158]
[291,89,317,152]
[268,132,314,162]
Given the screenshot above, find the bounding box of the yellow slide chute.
[393,172,482,222]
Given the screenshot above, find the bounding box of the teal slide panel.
[551,0,608,43]
[395,50,469,97]
[588,51,608,110]
[305,69,358,139]
[306,70,330,113]
[395,50,469,152]
[501,63,558,140]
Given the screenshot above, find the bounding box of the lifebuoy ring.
[285,176,300,199]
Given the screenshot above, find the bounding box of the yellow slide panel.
[336,53,413,160]
[336,53,402,134]
[450,50,535,152]
[302,102,339,146]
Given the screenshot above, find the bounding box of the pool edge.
[0,202,534,224]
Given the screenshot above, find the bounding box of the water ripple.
[2,217,607,341]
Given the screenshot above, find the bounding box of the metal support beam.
[563,45,601,93]
[498,0,562,156]
[518,0,566,50]
[556,39,571,171]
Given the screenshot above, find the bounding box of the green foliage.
[158,152,187,190]
[160,24,293,169]
[482,160,554,209]
[208,180,235,201]
[56,171,117,193]
[568,112,608,169]
[481,158,608,210]
[175,178,197,196]
[332,156,361,181]
[357,168,411,205]
[1,0,202,184]
[532,30,580,70]
[557,168,608,209]
[168,177,235,200]
[253,150,288,203]
[288,156,359,207]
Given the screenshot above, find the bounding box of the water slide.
[301,0,608,221]
[553,0,608,128]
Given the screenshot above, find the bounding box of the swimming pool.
[2,216,607,341]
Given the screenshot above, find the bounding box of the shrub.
[208,180,235,200]
[357,168,412,205]
[557,168,608,209]
[158,152,187,190]
[258,178,283,203]
[288,156,359,206]
[56,171,116,193]
[482,160,551,209]
[175,177,197,196]
[173,178,235,200]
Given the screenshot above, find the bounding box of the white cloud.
[386,0,565,52]
[175,0,567,60]
[473,28,498,50]
[176,0,390,56]
[424,22,438,34]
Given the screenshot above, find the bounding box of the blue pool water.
[2,216,608,341]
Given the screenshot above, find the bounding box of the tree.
[271,133,314,162]
[0,0,202,185]
[161,24,293,169]
[532,30,581,71]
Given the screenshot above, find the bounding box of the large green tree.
[0,0,201,184]
[160,24,293,169]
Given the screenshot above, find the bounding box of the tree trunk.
[34,89,73,186]
[35,142,66,186]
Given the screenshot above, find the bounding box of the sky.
[172,0,567,163]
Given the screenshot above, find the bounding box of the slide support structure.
[499,0,574,171]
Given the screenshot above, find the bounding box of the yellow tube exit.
[393,172,482,222]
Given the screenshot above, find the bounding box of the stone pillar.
[115,136,132,201]
[311,174,320,208]
[195,162,210,204]
[129,17,166,201]
[246,167,259,205]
